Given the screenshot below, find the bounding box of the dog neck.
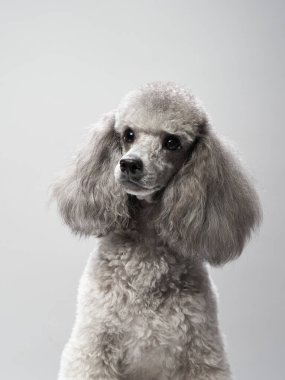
[126,194,161,240]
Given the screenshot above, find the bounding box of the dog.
[53,82,261,379]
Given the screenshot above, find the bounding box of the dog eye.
[164,135,181,151]
[123,128,135,143]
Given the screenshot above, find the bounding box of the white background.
[1,1,284,379]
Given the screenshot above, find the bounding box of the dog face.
[114,90,205,198]
[114,114,196,198]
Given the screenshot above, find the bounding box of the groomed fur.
[53,112,130,236]
[53,82,261,380]
[154,127,261,265]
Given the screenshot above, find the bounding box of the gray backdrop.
[1,1,284,379]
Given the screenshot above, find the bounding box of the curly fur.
[53,82,261,380]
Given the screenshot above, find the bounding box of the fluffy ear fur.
[154,127,262,265]
[53,113,130,236]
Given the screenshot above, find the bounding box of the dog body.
[54,82,261,379]
[60,233,229,380]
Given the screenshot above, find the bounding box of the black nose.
[120,158,143,176]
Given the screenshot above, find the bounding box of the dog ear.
[154,128,262,265]
[52,113,130,236]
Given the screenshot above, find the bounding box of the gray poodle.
[53,82,261,380]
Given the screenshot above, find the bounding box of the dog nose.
[120,158,143,176]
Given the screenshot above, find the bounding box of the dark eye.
[164,135,181,151]
[123,128,135,143]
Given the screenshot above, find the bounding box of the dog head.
[53,82,261,265]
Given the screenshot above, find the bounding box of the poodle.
[53,82,261,380]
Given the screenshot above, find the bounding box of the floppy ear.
[52,112,130,236]
[154,128,262,265]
